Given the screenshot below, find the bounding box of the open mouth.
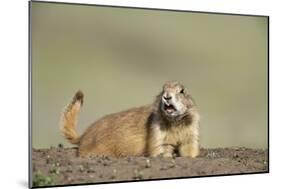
[163,103,177,114]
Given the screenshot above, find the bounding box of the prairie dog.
[60,81,200,158]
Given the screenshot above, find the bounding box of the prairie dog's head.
[159,81,195,119]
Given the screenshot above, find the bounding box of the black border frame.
[28,0,269,188]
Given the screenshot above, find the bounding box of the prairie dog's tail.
[60,90,84,145]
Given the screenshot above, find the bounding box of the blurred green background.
[31,2,268,149]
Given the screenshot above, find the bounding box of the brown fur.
[60,90,83,145]
[60,81,200,158]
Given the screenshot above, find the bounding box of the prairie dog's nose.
[163,95,172,101]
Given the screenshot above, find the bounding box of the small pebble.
[145,159,151,168]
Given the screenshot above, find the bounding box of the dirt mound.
[32,146,268,187]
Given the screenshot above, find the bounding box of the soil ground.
[32,146,268,187]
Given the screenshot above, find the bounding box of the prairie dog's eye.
[180,88,185,94]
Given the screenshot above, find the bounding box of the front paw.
[160,152,174,158]
[179,144,199,158]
